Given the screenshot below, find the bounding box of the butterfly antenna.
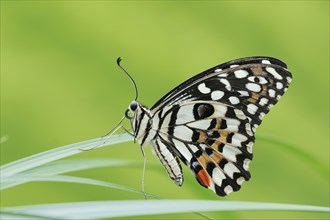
[117,57,138,100]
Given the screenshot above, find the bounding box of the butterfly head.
[125,100,151,139]
[125,100,142,133]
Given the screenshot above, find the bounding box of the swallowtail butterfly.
[119,56,292,196]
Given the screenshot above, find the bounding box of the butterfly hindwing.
[154,101,254,196]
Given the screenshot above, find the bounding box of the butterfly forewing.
[128,57,292,196]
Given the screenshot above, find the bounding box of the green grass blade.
[1,175,159,198]
[18,159,132,176]
[2,200,329,219]
[0,133,133,179]
[0,159,133,190]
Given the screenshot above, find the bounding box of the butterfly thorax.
[126,100,156,146]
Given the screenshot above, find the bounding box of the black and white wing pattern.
[126,56,292,196]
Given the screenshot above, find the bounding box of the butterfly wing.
[154,101,254,196]
[150,57,292,196]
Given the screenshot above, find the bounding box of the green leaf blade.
[2,200,329,219]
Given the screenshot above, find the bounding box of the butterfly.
[119,56,292,196]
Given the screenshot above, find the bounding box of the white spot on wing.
[212,168,226,187]
[287,76,292,83]
[224,185,233,195]
[209,181,215,192]
[245,123,253,136]
[198,83,211,94]
[224,162,240,179]
[224,118,241,130]
[258,77,268,84]
[222,145,241,162]
[259,97,269,106]
[188,144,199,153]
[215,68,222,73]
[225,118,240,128]
[247,103,258,115]
[238,90,249,97]
[214,105,227,117]
[248,76,256,82]
[234,109,246,120]
[229,96,240,105]
[231,133,248,146]
[199,144,208,150]
[219,79,232,91]
[246,142,253,154]
[246,83,261,92]
[211,90,225,100]
[172,139,192,162]
[243,158,251,171]
[234,70,249,78]
[276,82,283,89]
[218,73,228,77]
[224,124,239,132]
[259,112,265,120]
[237,177,245,185]
[262,59,271,64]
[268,89,276,98]
[266,67,283,79]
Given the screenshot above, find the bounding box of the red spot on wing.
[196,169,210,187]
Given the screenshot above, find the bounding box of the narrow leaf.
[0,133,133,179]
[1,175,159,198]
[2,200,329,219]
[1,159,133,190]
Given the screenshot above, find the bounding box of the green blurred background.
[1,1,329,219]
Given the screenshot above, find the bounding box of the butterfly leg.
[140,145,148,199]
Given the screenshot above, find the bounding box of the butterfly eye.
[129,100,138,111]
[125,101,138,119]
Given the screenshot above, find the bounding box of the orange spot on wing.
[210,140,221,149]
[197,153,209,167]
[210,151,224,164]
[196,169,210,187]
[251,66,263,75]
[197,130,207,143]
[261,84,268,96]
[247,92,260,103]
[218,131,230,142]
